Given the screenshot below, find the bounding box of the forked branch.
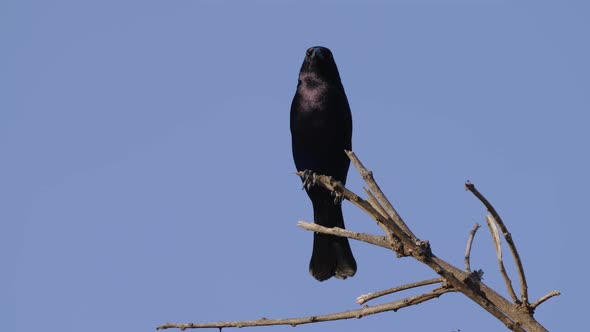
[465,181,529,305]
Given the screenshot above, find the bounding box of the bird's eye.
[306,48,314,57]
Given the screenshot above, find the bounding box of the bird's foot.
[301,170,317,191]
[331,190,344,205]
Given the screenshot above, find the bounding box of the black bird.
[290,46,357,281]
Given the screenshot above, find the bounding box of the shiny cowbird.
[290,46,357,281]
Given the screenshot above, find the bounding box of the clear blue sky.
[2,1,587,331]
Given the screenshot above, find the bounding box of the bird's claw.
[301,170,317,191]
[331,190,344,205]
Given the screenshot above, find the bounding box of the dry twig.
[297,221,389,249]
[356,277,445,305]
[464,223,480,272]
[531,291,561,310]
[486,215,519,303]
[156,287,453,330]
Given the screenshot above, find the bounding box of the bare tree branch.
[311,170,553,331]
[303,173,538,331]
[357,277,445,305]
[486,215,519,303]
[464,223,480,272]
[465,181,529,305]
[156,287,453,330]
[300,212,539,331]
[424,258,528,332]
[297,221,389,249]
[159,153,556,332]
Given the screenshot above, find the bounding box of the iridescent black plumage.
[290,46,356,281]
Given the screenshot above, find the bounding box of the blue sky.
[2,1,588,331]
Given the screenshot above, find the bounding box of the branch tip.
[531,291,561,309]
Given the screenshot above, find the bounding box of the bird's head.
[300,46,342,82]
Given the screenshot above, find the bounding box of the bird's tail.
[309,202,357,281]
